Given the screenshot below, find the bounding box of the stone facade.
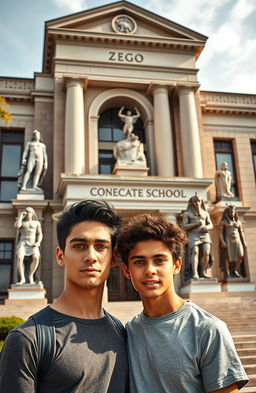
[0,1,255,302]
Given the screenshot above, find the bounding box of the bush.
[0,316,24,341]
[0,341,4,351]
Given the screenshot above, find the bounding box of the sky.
[1,0,256,94]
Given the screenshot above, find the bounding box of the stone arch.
[88,88,155,175]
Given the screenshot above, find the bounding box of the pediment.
[46,1,207,42]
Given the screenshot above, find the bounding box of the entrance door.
[107,261,140,301]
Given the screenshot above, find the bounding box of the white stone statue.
[220,205,247,278]
[182,193,214,280]
[215,162,233,200]
[114,107,147,167]
[18,130,48,191]
[15,207,43,285]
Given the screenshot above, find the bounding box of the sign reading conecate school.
[89,186,187,199]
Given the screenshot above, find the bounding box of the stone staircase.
[0,295,255,391]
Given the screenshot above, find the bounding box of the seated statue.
[220,205,247,278]
[215,162,233,200]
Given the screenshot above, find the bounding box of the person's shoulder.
[5,317,36,345]
[187,301,226,329]
[125,313,143,328]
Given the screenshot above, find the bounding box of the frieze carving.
[112,14,137,34]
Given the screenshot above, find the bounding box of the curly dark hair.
[116,213,187,265]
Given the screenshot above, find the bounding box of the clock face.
[112,15,137,35]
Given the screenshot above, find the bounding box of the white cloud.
[53,0,88,12]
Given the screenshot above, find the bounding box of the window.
[98,108,145,174]
[0,129,24,201]
[99,150,115,174]
[251,141,256,178]
[214,140,238,196]
[0,240,14,294]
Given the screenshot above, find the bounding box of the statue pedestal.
[221,278,255,293]
[180,278,222,299]
[5,282,47,306]
[113,166,149,176]
[17,189,44,201]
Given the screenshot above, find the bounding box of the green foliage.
[0,316,24,341]
[0,97,12,122]
[0,341,4,352]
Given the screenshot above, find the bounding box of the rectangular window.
[99,150,115,174]
[0,129,24,201]
[214,140,238,197]
[0,240,14,294]
[251,141,256,178]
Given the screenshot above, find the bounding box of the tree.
[0,97,12,122]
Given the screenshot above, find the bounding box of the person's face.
[228,207,235,219]
[33,131,40,141]
[25,208,33,220]
[192,198,201,213]
[127,111,132,116]
[122,239,181,301]
[56,221,113,290]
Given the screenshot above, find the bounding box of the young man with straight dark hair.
[0,200,129,393]
[117,213,248,393]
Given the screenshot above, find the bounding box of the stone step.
[241,386,256,392]
[233,335,256,343]
[240,356,256,365]
[246,374,256,387]
[244,364,256,374]
[238,349,256,356]
[236,342,256,349]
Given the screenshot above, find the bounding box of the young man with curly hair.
[117,213,248,393]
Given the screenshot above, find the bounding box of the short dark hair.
[57,200,120,251]
[116,213,187,265]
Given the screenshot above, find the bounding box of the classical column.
[65,79,85,174]
[153,85,175,176]
[178,87,203,178]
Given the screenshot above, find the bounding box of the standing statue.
[118,106,140,136]
[15,207,43,285]
[182,193,213,280]
[220,205,247,278]
[215,162,233,200]
[18,130,48,191]
[114,107,147,166]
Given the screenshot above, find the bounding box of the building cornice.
[200,91,256,116]
[44,29,204,73]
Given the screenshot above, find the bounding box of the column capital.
[147,82,175,96]
[64,77,87,91]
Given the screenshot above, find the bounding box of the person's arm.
[35,222,43,247]
[210,383,238,392]
[118,106,125,120]
[14,211,26,229]
[43,144,48,169]
[200,320,249,392]
[133,107,140,119]
[182,212,202,231]
[0,330,38,392]
[21,142,30,165]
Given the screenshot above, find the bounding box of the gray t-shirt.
[126,301,248,393]
[0,308,129,393]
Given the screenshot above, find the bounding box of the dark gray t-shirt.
[126,301,248,393]
[0,308,129,393]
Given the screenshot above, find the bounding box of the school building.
[0,1,255,303]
